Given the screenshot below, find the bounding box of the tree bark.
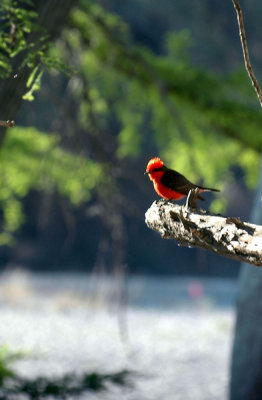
[145,200,262,267]
[230,157,262,400]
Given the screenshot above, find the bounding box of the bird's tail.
[199,186,220,193]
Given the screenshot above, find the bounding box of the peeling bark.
[145,200,262,267]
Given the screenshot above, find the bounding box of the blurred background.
[0,0,261,399]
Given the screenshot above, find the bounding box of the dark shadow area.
[0,369,131,399]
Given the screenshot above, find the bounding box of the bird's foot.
[158,198,171,205]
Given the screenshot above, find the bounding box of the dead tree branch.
[232,0,262,107]
[145,201,262,267]
[0,120,15,128]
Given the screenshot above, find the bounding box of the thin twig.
[232,0,262,107]
[0,120,15,128]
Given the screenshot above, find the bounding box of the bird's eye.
[152,167,161,172]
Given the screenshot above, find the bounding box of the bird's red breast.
[146,157,185,200]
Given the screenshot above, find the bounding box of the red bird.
[145,157,219,201]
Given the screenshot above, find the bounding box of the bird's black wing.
[161,169,197,195]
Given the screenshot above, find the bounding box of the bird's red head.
[145,157,165,181]
[146,157,164,172]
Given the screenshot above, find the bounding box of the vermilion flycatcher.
[145,157,219,201]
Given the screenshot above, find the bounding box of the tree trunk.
[230,157,262,400]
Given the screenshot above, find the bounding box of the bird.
[145,157,220,202]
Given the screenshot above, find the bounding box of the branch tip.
[0,120,15,128]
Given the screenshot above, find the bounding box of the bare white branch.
[145,201,262,267]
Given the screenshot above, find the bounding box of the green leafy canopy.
[0,0,72,100]
[0,127,102,244]
[64,2,261,212]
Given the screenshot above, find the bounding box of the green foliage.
[0,368,130,397]
[0,0,37,76]
[0,0,71,100]
[0,345,26,386]
[63,2,261,208]
[0,127,102,243]
[0,343,130,397]
[0,347,14,385]
[22,66,43,101]
[0,0,261,243]
[165,29,193,63]
[116,83,146,159]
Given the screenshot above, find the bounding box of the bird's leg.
[159,198,171,205]
[163,199,170,205]
[186,188,200,209]
[185,189,193,209]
